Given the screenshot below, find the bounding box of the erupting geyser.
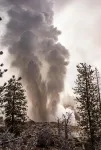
[1,0,69,121]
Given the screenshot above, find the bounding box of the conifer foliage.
[4,76,27,135]
[74,63,101,150]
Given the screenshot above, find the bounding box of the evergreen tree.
[74,63,101,150]
[4,76,27,135]
[0,51,8,110]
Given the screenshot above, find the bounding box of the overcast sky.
[54,0,101,88]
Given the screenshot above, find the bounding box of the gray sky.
[54,0,101,89]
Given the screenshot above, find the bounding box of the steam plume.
[1,0,69,121]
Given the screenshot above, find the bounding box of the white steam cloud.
[0,0,69,122]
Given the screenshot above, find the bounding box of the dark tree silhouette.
[4,76,27,135]
[74,63,101,150]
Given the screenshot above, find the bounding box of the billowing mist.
[0,0,69,121]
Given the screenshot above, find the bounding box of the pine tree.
[0,51,8,109]
[94,68,101,148]
[3,76,27,135]
[74,63,101,150]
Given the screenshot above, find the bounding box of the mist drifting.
[1,0,69,121]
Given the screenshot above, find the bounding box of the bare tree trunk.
[58,118,61,136]
[11,87,15,133]
[85,65,95,150]
[95,68,101,111]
